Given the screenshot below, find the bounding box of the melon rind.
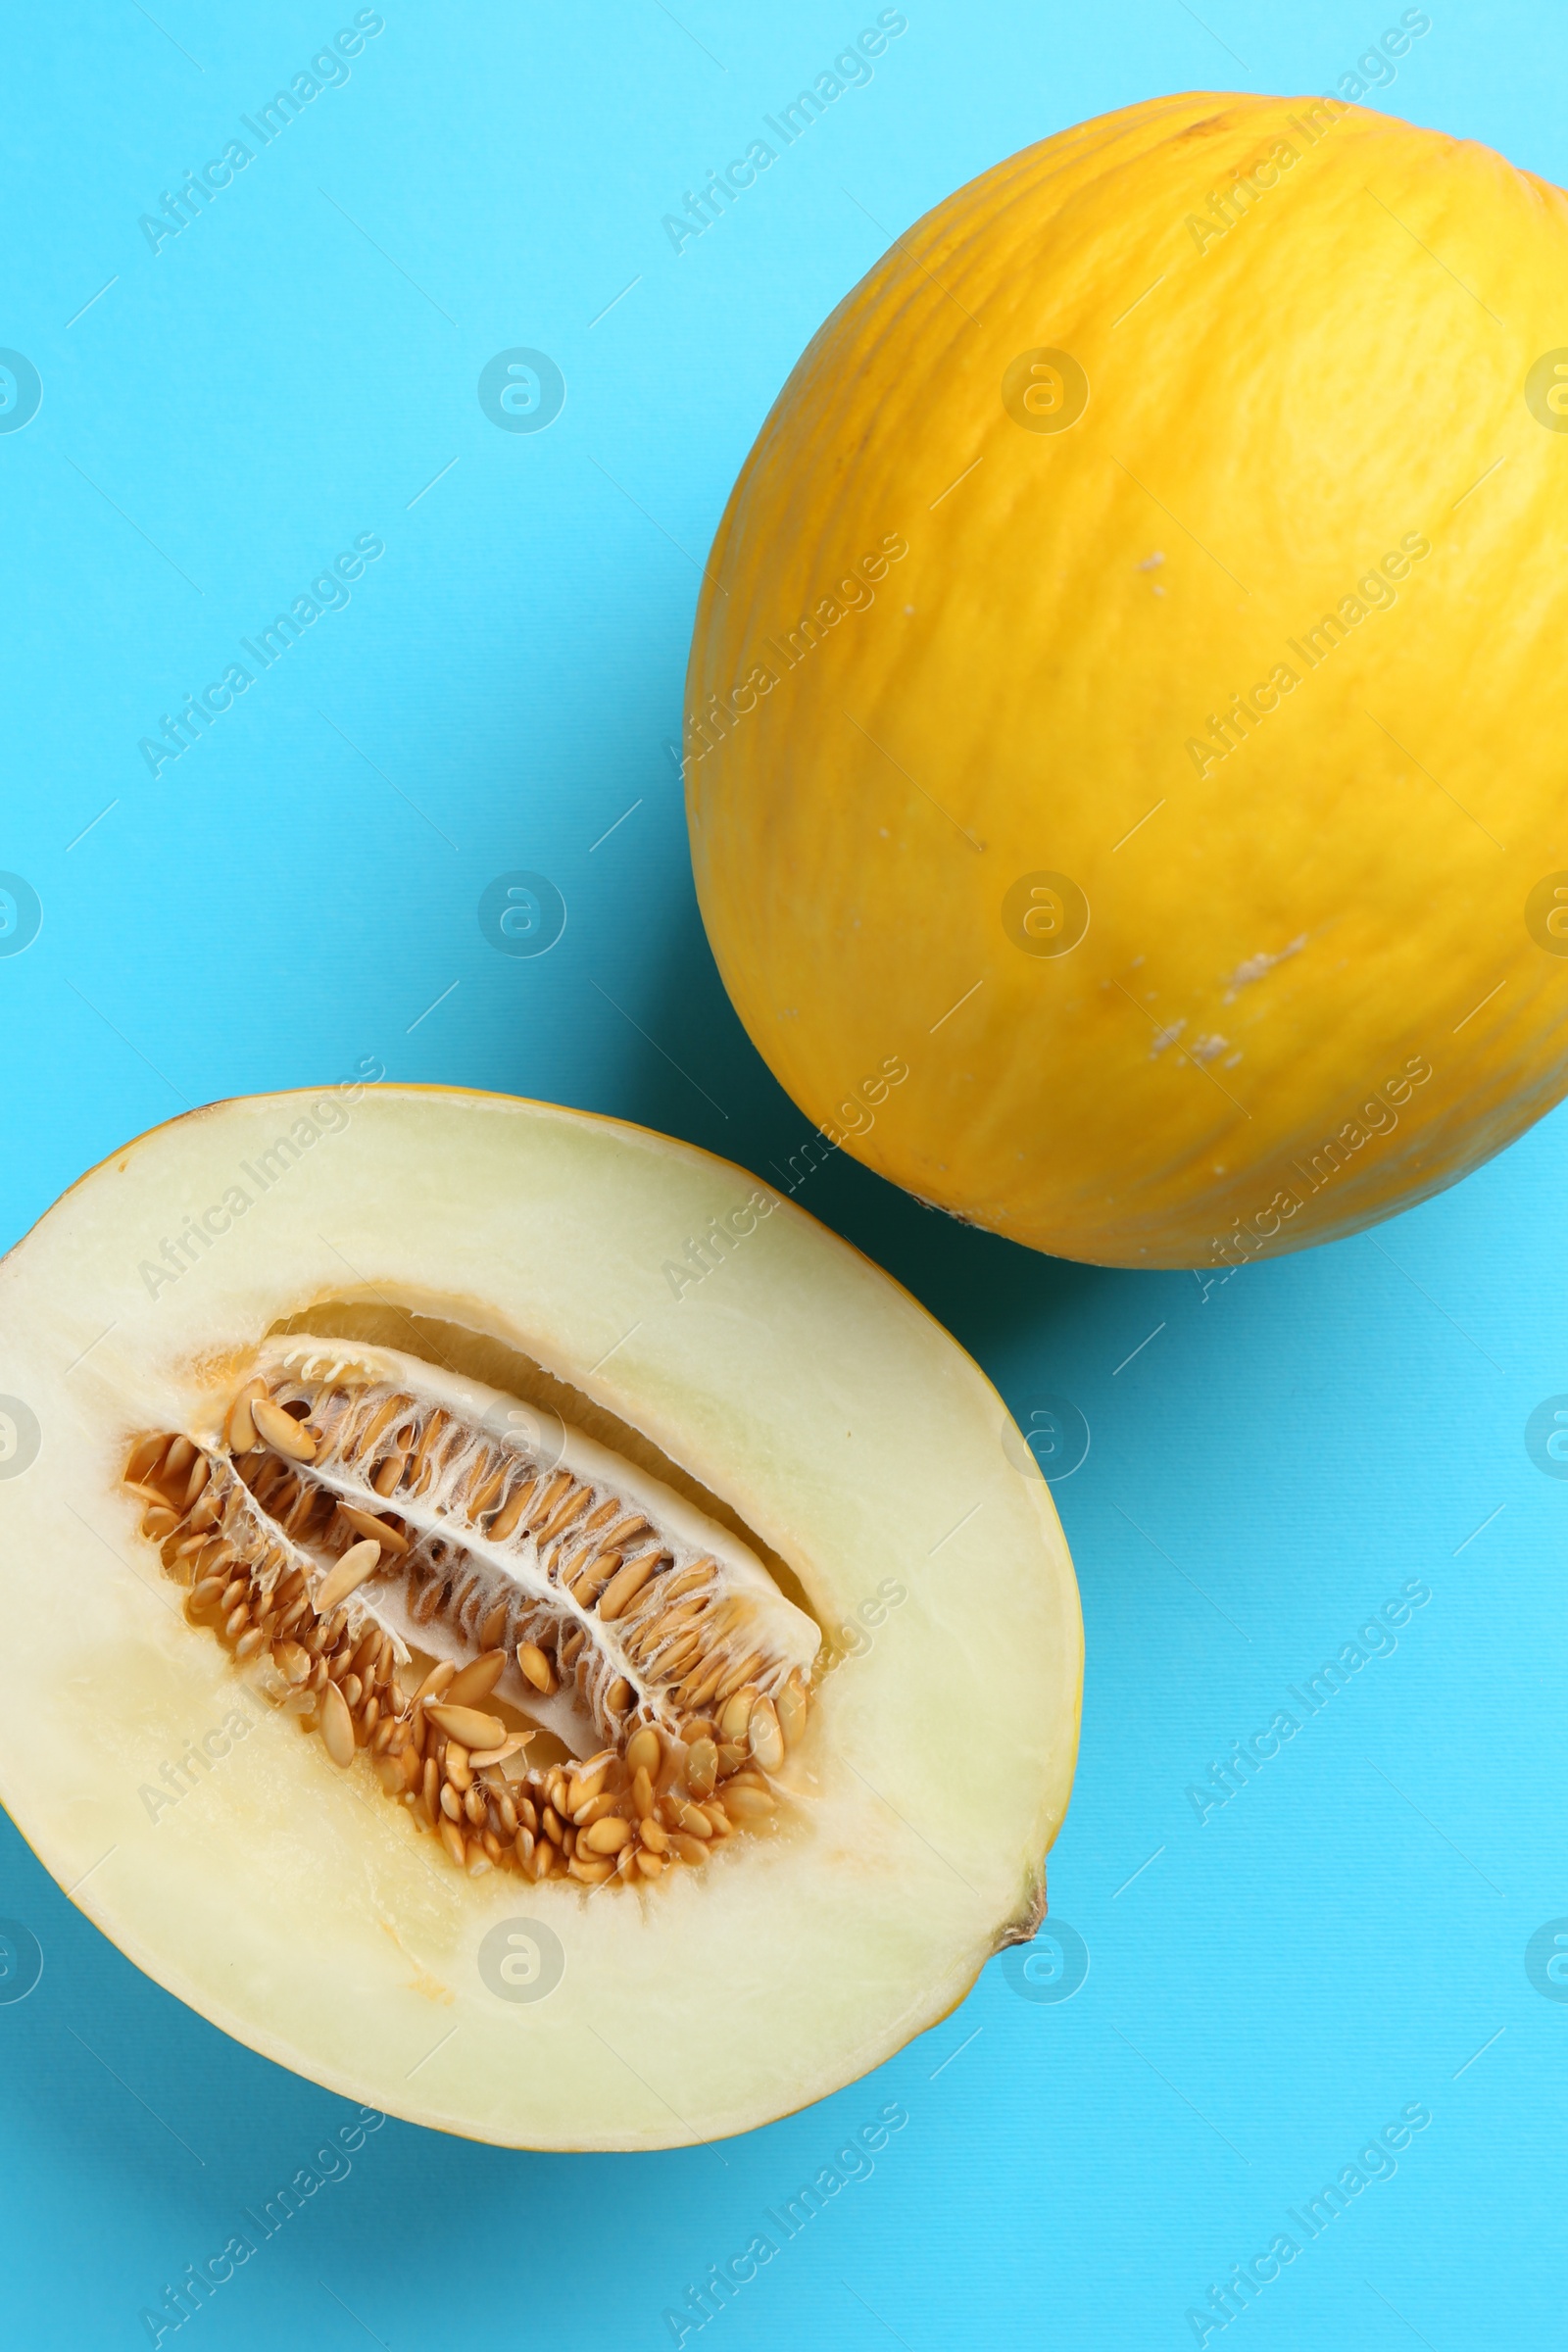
[0,1087,1081,2149]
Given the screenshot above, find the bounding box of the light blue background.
[2,4,1565,2345]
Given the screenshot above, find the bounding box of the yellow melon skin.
[685,93,1568,1269]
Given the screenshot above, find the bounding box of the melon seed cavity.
[123,1338,817,1887]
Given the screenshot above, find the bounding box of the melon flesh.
[0,1087,1081,2149]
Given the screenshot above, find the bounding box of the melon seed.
[777,1670,808,1749]
[597,1552,661,1621]
[316,1538,381,1614]
[724,1786,776,1823]
[719,1686,758,1742]
[515,1642,556,1694]
[319,1681,355,1768]
[446,1649,507,1708]
[748,1697,784,1773]
[224,1381,266,1452]
[469,1733,531,1768]
[251,1398,318,1462]
[337,1501,410,1553]
[487,1481,535,1541]
[426,1702,505,1750]
[582,1816,634,1854]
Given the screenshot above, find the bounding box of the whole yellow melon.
[684,91,1568,1268]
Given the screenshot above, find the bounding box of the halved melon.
[0,1086,1081,2148]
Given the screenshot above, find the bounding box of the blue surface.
[2,4,1565,2346]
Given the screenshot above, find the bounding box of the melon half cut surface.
[0,1087,1081,2149]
